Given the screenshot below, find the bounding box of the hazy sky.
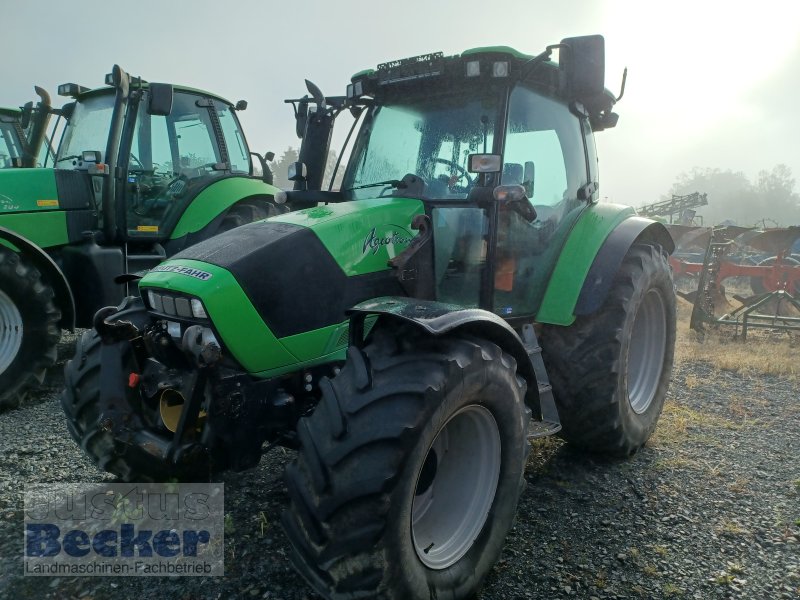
[3,0,798,207]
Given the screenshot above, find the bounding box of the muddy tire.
[0,248,61,411]
[282,326,530,600]
[541,243,676,456]
[60,299,210,481]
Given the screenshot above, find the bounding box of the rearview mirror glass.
[560,35,605,99]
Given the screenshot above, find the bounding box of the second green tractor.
[0,66,283,408]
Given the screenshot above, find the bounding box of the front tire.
[541,243,676,456]
[0,248,61,410]
[60,300,212,481]
[282,326,530,600]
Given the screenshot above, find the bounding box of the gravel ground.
[0,337,798,600]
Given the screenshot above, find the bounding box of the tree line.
[268,147,345,191]
[662,164,800,227]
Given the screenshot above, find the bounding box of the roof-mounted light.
[347,81,364,99]
[57,83,90,98]
[492,61,509,77]
[465,60,481,77]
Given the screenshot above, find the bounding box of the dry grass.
[674,298,798,380]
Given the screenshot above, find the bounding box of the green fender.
[170,177,282,239]
[536,203,672,326]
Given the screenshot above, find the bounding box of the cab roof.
[72,83,236,107]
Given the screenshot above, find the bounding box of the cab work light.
[492,61,509,77]
[465,61,481,77]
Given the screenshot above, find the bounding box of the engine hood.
[139,197,424,375]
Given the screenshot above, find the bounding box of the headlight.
[146,289,209,321]
[191,298,208,319]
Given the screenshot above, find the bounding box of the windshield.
[0,121,23,168]
[343,90,499,200]
[56,93,114,167]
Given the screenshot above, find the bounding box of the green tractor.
[0,65,283,409]
[0,86,54,169]
[62,36,676,599]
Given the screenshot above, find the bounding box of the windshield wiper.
[55,154,81,165]
[343,179,407,192]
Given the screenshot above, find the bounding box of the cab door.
[492,85,592,318]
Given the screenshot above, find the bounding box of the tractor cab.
[0,108,25,168]
[55,69,259,247]
[0,87,53,169]
[287,36,621,319]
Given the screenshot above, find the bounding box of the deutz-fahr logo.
[151,265,213,281]
[362,225,414,255]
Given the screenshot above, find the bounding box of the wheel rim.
[411,404,501,569]
[0,289,23,375]
[627,288,667,414]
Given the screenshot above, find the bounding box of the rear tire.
[0,248,61,411]
[541,243,676,456]
[282,326,530,600]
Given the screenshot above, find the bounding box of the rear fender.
[0,226,75,330]
[536,205,673,326]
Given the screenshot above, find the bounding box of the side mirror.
[468,153,501,174]
[560,35,605,99]
[288,161,307,182]
[20,102,33,129]
[523,161,535,198]
[493,184,537,222]
[148,83,174,116]
[61,102,76,121]
[295,99,309,138]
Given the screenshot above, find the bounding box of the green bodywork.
[271,198,424,275]
[171,178,281,239]
[0,210,69,248]
[0,168,70,250]
[536,202,636,326]
[140,260,298,375]
[0,168,59,212]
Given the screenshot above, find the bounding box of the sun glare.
[600,2,800,139]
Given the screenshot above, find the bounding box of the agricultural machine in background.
[0,87,53,168]
[62,36,677,600]
[638,191,708,226]
[670,225,800,338]
[0,65,283,409]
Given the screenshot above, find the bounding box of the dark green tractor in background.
[0,86,54,169]
[62,36,676,600]
[0,65,283,409]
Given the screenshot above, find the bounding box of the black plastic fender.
[347,296,537,396]
[574,217,674,316]
[0,226,75,330]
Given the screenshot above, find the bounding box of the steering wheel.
[433,158,473,187]
[131,171,187,217]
